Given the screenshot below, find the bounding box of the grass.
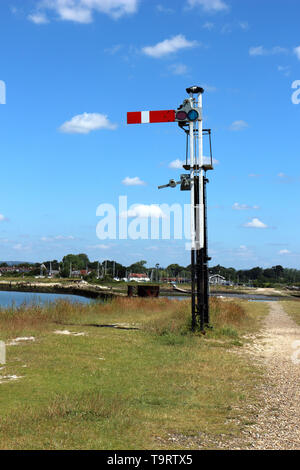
[280,300,300,325]
[0,297,268,450]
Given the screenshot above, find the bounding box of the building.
[127,273,150,282]
[209,274,227,286]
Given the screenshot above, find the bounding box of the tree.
[127,260,148,274]
[61,254,90,277]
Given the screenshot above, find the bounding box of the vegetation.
[2,255,300,287]
[280,300,300,325]
[0,297,268,449]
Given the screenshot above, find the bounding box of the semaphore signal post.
[127,86,214,332]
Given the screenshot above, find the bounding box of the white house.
[209,274,227,286]
[127,273,150,282]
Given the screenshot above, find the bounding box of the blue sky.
[0,0,300,269]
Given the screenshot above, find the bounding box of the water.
[165,293,282,302]
[0,290,91,308]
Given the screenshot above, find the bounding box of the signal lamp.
[176,111,188,121]
[187,109,199,121]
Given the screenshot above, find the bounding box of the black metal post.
[203,175,210,326]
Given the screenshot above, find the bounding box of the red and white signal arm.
[127,110,175,124]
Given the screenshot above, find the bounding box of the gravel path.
[239,301,300,449]
[160,302,300,450]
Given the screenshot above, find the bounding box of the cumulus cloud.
[59,112,117,134]
[187,0,229,12]
[294,46,300,60]
[229,120,249,131]
[28,13,49,24]
[121,204,165,219]
[279,249,291,255]
[122,176,146,186]
[232,203,259,210]
[142,35,198,58]
[28,0,139,23]
[249,45,288,56]
[243,218,268,229]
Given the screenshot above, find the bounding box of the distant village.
[0,259,232,286]
[0,256,299,287]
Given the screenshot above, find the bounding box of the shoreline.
[0,280,124,300]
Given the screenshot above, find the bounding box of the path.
[239,301,300,449]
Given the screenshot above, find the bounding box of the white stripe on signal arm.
[141,111,150,123]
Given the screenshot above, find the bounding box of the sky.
[0,0,300,269]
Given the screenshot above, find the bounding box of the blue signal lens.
[187,109,199,121]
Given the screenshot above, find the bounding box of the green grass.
[0,297,268,449]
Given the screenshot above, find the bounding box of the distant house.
[209,274,227,286]
[128,273,150,282]
[0,266,33,274]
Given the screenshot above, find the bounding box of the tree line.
[1,256,300,286]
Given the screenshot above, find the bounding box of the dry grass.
[0,296,262,339]
[279,300,300,325]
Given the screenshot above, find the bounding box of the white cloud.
[279,249,291,255]
[156,4,175,14]
[294,46,300,60]
[168,63,188,75]
[104,44,123,54]
[29,0,139,23]
[187,0,229,12]
[0,214,6,221]
[233,203,259,210]
[59,112,117,134]
[55,235,75,240]
[239,21,249,31]
[122,176,146,186]
[121,204,165,219]
[230,120,248,131]
[142,35,198,58]
[169,159,184,169]
[202,83,217,92]
[169,157,219,169]
[13,243,31,251]
[203,22,214,30]
[88,244,110,249]
[41,235,75,241]
[249,45,288,56]
[278,172,287,178]
[243,218,268,229]
[278,65,291,76]
[28,13,49,24]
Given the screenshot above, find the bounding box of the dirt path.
[239,301,300,449]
